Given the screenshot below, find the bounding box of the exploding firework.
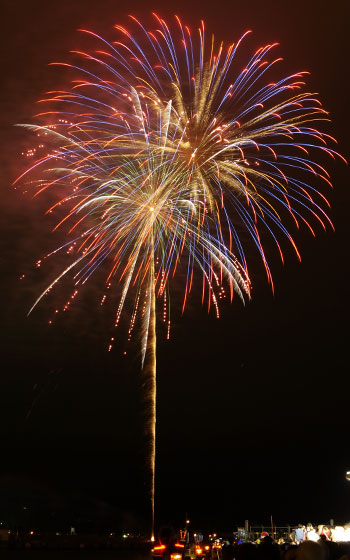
[15,14,344,537]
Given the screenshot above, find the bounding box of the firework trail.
[16,14,344,537]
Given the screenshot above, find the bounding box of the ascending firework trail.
[15,14,344,538]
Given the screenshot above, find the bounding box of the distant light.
[30,531,34,535]
[151,535,155,542]
[346,470,350,481]
[186,519,190,524]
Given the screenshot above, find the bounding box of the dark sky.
[1,0,349,535]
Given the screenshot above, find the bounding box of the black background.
[1,0,349,534]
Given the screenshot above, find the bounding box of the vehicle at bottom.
[152,541,185,560]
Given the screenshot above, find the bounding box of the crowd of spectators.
[221,530,350,560]
[223,538,328,559]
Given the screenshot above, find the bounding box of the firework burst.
[15,14,344,537]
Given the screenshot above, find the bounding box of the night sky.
[1,0,349,535]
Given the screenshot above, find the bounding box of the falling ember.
[108,337,115,352]
[16,14,343,538]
